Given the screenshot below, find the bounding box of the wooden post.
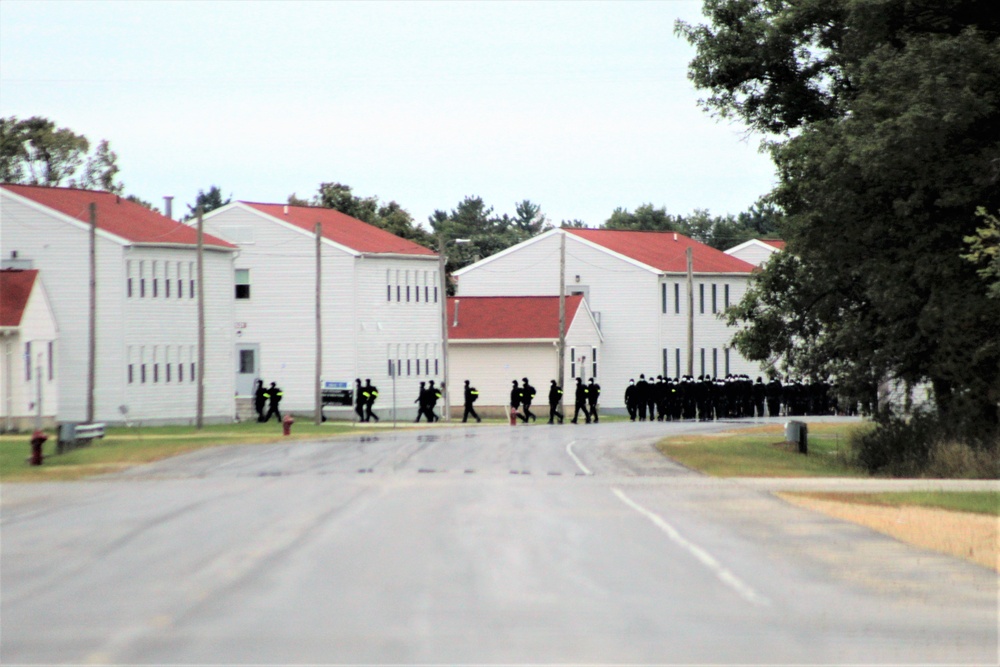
[196,208,205,429]
[686,246,694,377]
[315,222,323,425]
[438,232,450,421]
[557,229,566,413]
[87,203,97,423]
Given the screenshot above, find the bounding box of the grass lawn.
[656,422,873,477]
[0,419,383,482]
[785,491,1000,516]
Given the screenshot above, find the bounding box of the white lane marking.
[566,440,592,476]
[612,488,770,607]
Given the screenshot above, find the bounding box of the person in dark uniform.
[586,377,601,423]
[354,378,367,422]
[510,380,523,422]
[751,377,766,418]
[364,379,379,422]
[254,379,267,422]
[571,377,590,424]
[462,380,481,423]
[263,382,283,422]
[428,380,441,422]
[520,378,537,423]
[766,376,782,417]
[624,379,637,421]
[547,380,564,424]
[635,374,649,421]
[415,381,430,422]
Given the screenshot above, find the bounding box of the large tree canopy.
[679,0,1000,431]
[0,116,123,193]
[289,182,434,248]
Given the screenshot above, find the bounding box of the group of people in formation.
[253,380,284,422]
[624,374,843,422]
[354,378,380,422]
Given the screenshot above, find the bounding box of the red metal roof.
[447,295,584,340]
[0,269,38,327]
[242,202,436,256]
[2,184,235,248]
[565,228,755,273]
[760,239,786,249]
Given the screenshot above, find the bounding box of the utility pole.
[557,229,566,414]
[87,203,97,424]
[315,222,323,425]
[686,246,694,377]
[196,208,205,429]
[438,232,450,421]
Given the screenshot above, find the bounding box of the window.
[48,341,54,380]
[700,348,705,377]
[407,359,411,376]
[141,363,147,384]
[128,364,134,384]
[190,362,196,381]
[239,349,254,374]
[152,261,159,298]
[570,347,577,378]
[165,263,171,298]
[724,284,730,309]
[127,260,134,297]
[189,262,195,298]
[24,341,31,380]
[140,261,146,298]
[699,284,705,314]
[663,348,669,377]
[724,347,730,376]
[675,349,681,378]
[177,263,184,299]
[712,348,718,378]
[592,347,598,379]
[711,284,717,314]
[661,283,667,314]
[387,270,392,301]
[235,269,251,299]
[674,283,680,314]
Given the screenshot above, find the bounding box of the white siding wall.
[204,205,441,416]
[450,343,556,410]
[726,243,777,267]
[656,275,764,380]
[1,191,235,424]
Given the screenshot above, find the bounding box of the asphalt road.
[2,418,997,665]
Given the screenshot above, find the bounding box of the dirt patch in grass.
[779,493,999,572]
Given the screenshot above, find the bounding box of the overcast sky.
[1,0,775,227]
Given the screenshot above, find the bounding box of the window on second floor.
[235,269,251,299]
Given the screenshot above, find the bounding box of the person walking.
[364,379,379,422]
[354,378,366,422]
[624,379,637,421]
[509,380,523,422]
[587,377,601,423]
[428,380,441,422]
[520,378,537,423]
[254,379,267,422]
[462,380,481,423]
[547,380,564,424]
[263,381,283,422]
[415,381,430,422]
[571,377,590,424]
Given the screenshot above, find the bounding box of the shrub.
[847,410,999,478]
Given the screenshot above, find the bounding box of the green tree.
[185,185,232,219]
[603,203,681,232]
[681,1,1000,431]
[964,208,1000,299]
[289,181,433,247]
[0,116,124,193]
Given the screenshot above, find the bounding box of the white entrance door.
[236,344,260,396]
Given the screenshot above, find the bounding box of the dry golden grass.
[779,493,999,572]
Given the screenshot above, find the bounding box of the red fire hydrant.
[509,408,518,426]
[30,430,48,466]
[282,414,294,436]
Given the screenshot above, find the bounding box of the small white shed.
[447,295,603,417]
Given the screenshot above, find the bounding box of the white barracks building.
[201,202,441,418]
[453,228,764,409]
[0,184,237,425]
